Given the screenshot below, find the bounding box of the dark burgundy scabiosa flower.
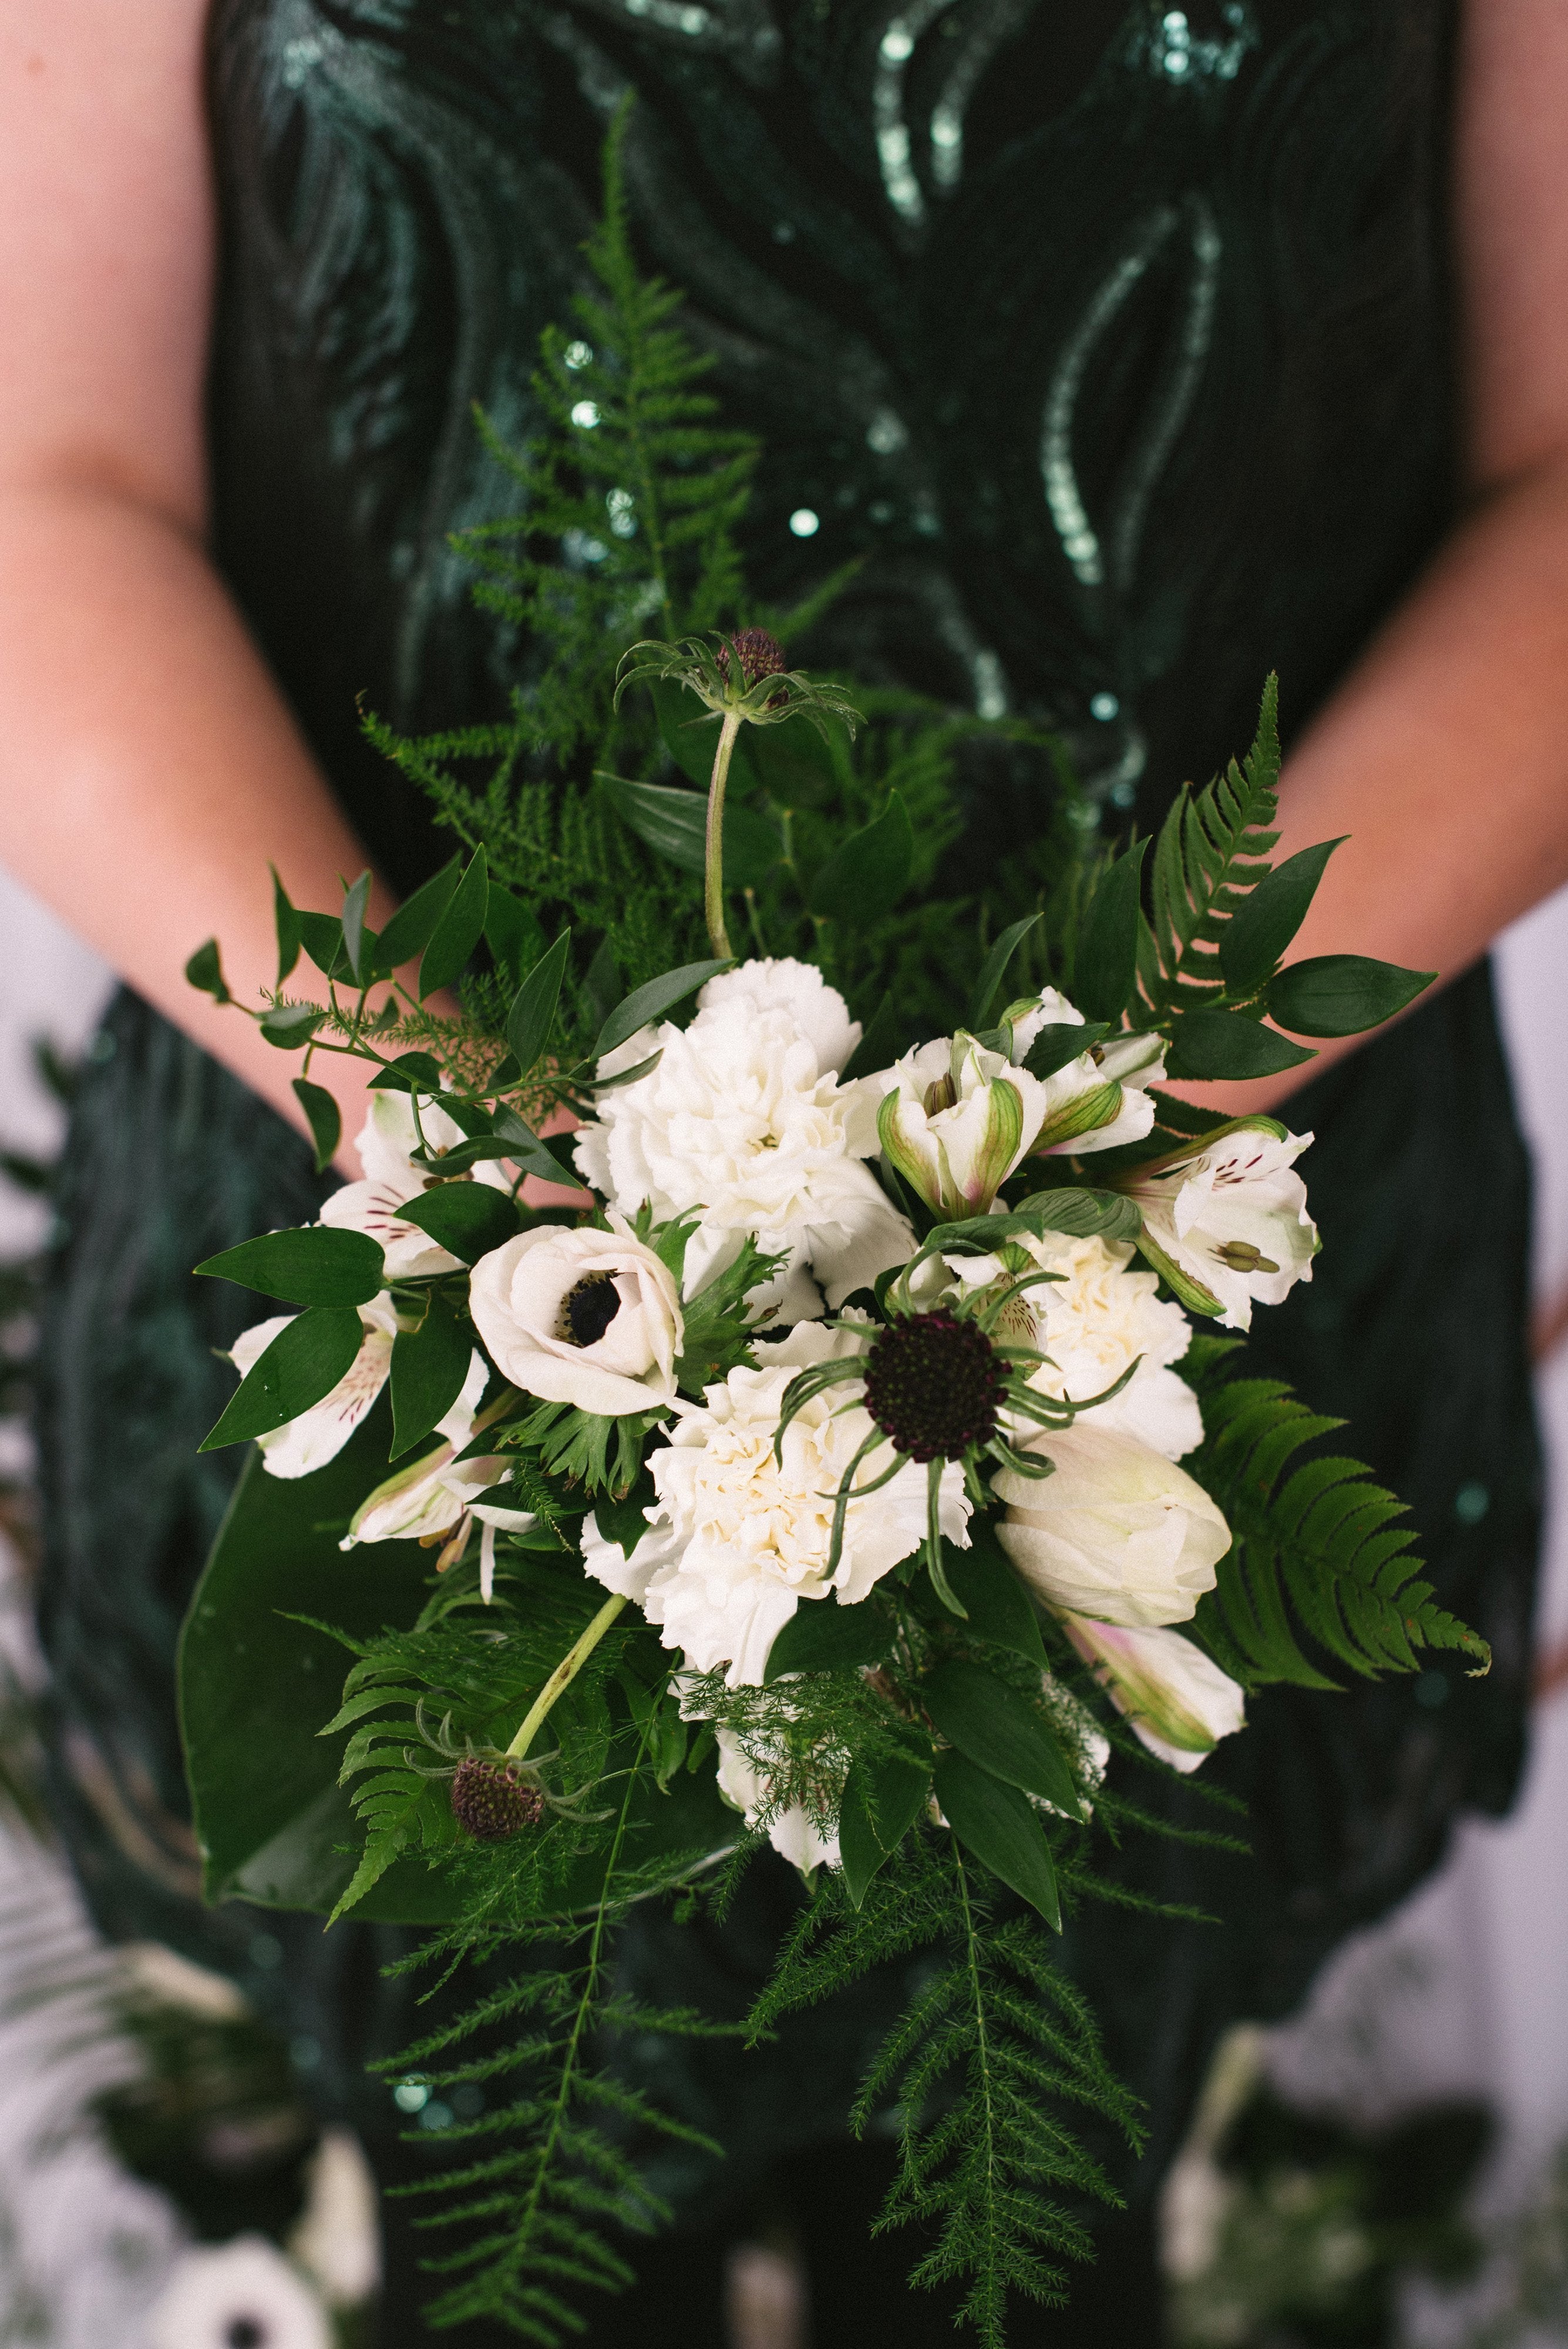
[450,1757,547,1842]
[862,1311,1008,1464]
[715,627,788,691]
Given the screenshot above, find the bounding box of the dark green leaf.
[763,1597,894,1683]
[1165,1008,1317,1081]
[838,991,899,1086]
[271,870,301,986]
[933,1750,1061,1930]
[291,1079,341,1174]
[396,1183,521,1264]
[1010,1187,1143,1243]
[1023,1020,1109,1080]
[483,885,547,989]
[200,1306,365,1450]
[924,1660,1085,1819]
[196,1226,385,1307]
[368,1050,445,1094]
[1075,838,1149,1022]
[937,1527,1047,1665]
[390,1298,472,1459]
[583,937,621,1031]
[603,774,780,886]
[374,856,461,974]
[260,1002,325,1051]
[806,792,914,924]
[419,846,489,999]
[839,1752,933,1907]
[1266,954,1435,1039]
[595,959,731,1059]
[1218,838,1344,993]
[298,911,345,979]
[340,869,372,984]
[506,930,571,1074]
[971,914,1042,1031]
[487,1105,588,1193]
[651,676,727,787]
[184,939,230,1004]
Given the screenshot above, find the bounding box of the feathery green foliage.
[1138,674,1282,1021]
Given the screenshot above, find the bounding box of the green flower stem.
[704,707,743,960]
[505,1591,628,1761]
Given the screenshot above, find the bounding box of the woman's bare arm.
[0,2,390,1169]
[1174,0,1568,1119]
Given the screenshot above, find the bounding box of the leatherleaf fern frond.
[1181,1340,1492,1689]
[751,1829,1145,2345]
[1136,672,1281,1019]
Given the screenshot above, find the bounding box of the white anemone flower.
[1004,984,1167,1155]
[581,1321,968,1687]
[714,1725,841,1873]
[231,1294,398,1480]
[571,963,910,1321]
[993,1420,1231,1627]
[925,1231,1202,1460]
[467,1213,683,1417]
[319,1089,511,1278]
[147,2236,331,2349]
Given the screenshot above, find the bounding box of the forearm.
[0,483,392,1170]
[1169,455,1568,1121]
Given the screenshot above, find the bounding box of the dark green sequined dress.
[35,1,1540,2337]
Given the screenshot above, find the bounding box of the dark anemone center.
[561,1273,621,1348]
[862,1312,1006,1464]
[717,627,786,689]
[225,2323,265,2349]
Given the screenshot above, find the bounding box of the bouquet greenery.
[176,110,1488,2343]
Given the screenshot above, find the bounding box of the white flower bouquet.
[172,127,1488,2342]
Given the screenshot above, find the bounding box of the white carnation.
[695,955,860,1074]
[580,1321,968,1686]
[572,965,910,1318]
[320,1091,510,1278]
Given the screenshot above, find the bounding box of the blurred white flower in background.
[146,2234,330,2349]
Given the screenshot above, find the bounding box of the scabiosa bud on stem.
[450,1757,547,1841]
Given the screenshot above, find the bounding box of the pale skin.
[1,2,1567,1175]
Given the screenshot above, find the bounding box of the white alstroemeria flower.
[339,1350,494,1548]
[875,1032,1050,1216]
[1118,1123,1317,1330]
[319,1090,510,1278]
[993,1420,1230,1627]
[927,1231,1202,1460]
[572,964,910,1319]
[1004,984,1166,1155]
[1059,1614,1246,1772]
[231,1294,398,1480]
[714,1726,840,1873]
[469,1213,682,1418]
[580,1322,968,1688]
[147,2236,331,2349]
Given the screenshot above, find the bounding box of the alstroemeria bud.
[1004,986,1167,1156]
[875,1033,1047,1215]
[992,1422,1231,1627]
[1058,1614,1245,1772]
[1113,1121,1317,1331]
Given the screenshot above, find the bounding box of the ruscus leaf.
[196,1226,385,1307]
[594,959,731,1059]
[390,1299,472,1459]
[1218,838,1345,993]
[200,1306,365,1450]
[340,869,373,984]
[260,1003,325,1051]
[374,856,461,974]
[271,870,301,986]
[933,1750,1062,1930]
[924,1659,1085,1818]
[185,939,230,1003]
[419,845,489,999]
[970,913,1043,1031]
[603,774,780,886]
[1164,1008,1317,1081]
[1266,955,1435,1038]
[291,1078,342,1174]
[1075,839,1149,1023]
[506,930,572,1074]
[763,1598,894,1683]
[806,792,914,924]
[396,1184,521,1264]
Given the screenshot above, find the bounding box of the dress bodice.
[206,0,1455,883]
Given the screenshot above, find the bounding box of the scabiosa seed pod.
[450,1757,547,1841]
[862,1311,1007,1463]
[715,628,788,691]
